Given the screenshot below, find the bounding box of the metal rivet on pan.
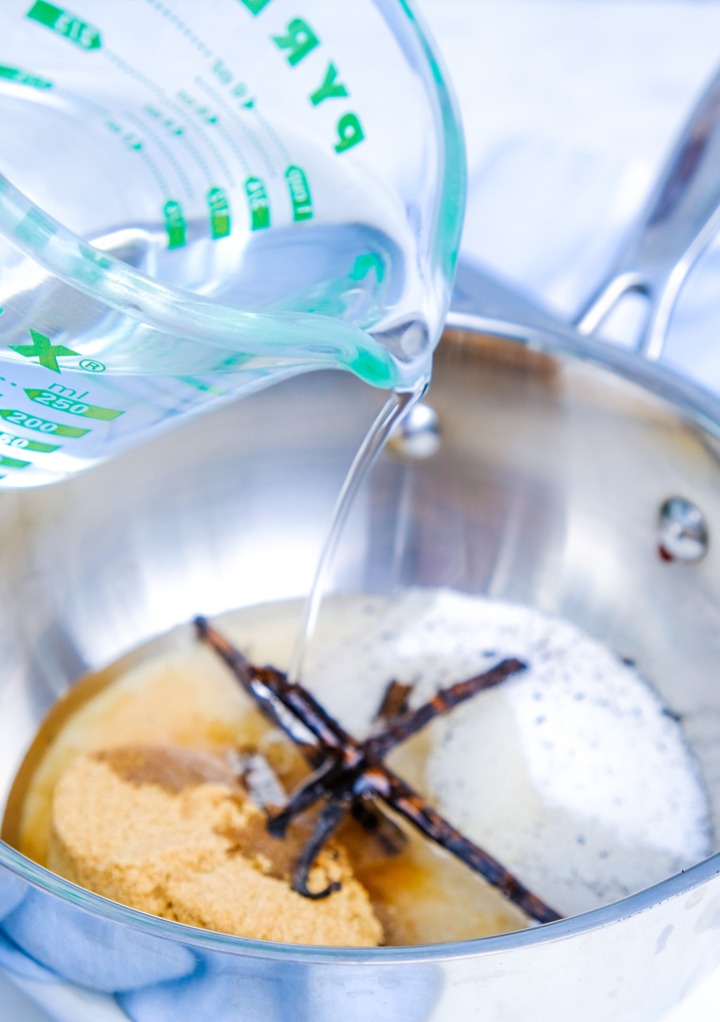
[657,496,709,563]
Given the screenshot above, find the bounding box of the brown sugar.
[47,744,383,947]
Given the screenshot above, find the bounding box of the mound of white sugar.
[298,588,712,916]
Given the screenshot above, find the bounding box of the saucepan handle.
[573,65,720,360]
[448,66,720,363]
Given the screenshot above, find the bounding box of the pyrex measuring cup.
[0,0,465,486]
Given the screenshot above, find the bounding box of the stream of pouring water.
[288,382,426,684]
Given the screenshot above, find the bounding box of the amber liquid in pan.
[3,591,711,946]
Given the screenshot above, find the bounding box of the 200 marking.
[5,412,58,432]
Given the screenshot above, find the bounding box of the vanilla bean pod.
[290,790,355,899]
[194,617,406,852]
[373,680,414,726]
[195,616,562,924]
[365,657,526,759]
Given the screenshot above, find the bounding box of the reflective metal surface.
[1,327,720,1020]
[573,64,720,357]
[452,60,720,363]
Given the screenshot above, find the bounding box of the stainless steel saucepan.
[0,316,720,1021]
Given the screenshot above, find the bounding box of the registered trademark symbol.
[78,358,106,373]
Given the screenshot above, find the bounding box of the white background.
[4,2,720,1018]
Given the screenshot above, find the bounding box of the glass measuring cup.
[0,0,465,486]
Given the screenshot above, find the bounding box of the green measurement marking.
[25,389,123,420]
[245,176,270,230]
[0,454,30,470]
[239,0,272,13]
[27,2,101,49]
[0,430,59,453]
[207,187,231,239]
[163,200,186,249]
[350,252,385,283]
[0,409,89,438]
[13,210,56,249]
[285,165,313,222]
[10,328,78,372]
[0,64,52,89]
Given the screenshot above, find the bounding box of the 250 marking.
[31,392,88,415]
